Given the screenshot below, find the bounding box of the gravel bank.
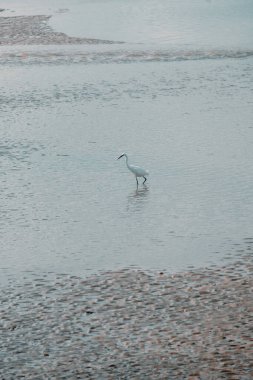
[1,255,252,379]
[0,15,123,45]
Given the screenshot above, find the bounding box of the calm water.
[1,0,253,284]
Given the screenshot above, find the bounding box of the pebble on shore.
[1,254,252,379]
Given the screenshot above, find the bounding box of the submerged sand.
[1,255,252,379]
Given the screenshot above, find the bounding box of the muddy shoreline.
[1,255,252,379]
[0,15,123,45]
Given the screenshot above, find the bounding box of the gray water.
[1,0,253,284]
[50,0,253,48]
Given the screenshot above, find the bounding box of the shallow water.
[51,0,253,48]
[0,1,253,284]
[1,58,253,284]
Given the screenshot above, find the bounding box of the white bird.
[117,153,149,185]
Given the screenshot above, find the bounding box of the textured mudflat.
[1,255,252,379]
[0,15,122,45]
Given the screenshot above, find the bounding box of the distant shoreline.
[0,15,123,45]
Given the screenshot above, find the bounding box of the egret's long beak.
[117,154,124,160]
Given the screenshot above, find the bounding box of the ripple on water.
[0,140,44,231]
[0,139,43,166]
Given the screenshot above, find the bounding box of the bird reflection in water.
[126,185,149,212]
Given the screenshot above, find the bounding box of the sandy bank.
[0,15,123,45]
[1,255,252,379]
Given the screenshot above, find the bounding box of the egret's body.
[117,153,149,185]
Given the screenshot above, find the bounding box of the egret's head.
[117,153,126,160]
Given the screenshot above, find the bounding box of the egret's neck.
[124,154,129,167]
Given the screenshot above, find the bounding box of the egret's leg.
[136,177,139,186]
[143,177,147,184]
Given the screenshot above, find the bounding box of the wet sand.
[1,255,252,379]
[0,15,122,45]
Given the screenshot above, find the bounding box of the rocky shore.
[1,255,252,379]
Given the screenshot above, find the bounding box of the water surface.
[50,0,253,49]
[0,1,253,284]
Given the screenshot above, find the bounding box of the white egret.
[117,153,149,185]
